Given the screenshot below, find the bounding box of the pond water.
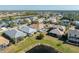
[26,45,59,53]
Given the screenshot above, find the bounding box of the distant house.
[24,16,37,22]
[30,18,45,30]
[58,25,66,32]
[3,29,26,43]
[19,25,37,36]
[67,29,79,44]
[61,20,70,26]
[0,36,9,48]
[31,16,38,22]
[11,19,20,24]
[48,25,65,38]
[0,27,7,32]
[48,28,64,38]
[12,19,25,25]
[0,21,7,28]
[38,18,45,23]
[30,23,45,30]
[24,18,32,23]
[48,16,57,24]
[73,21,79,29]
[49,25,66,32]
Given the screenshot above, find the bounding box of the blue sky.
[0,5,79,10]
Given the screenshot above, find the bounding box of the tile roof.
[0,36,9,45]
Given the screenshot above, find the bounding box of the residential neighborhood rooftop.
[0,36,9,46]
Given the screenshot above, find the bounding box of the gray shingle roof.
[4,29,27,40]
[49,29,64,36]
[68,29,79,38]
[19,26,37,34]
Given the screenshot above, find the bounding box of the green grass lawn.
[4,33,79,53]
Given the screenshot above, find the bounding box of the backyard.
[3,33,79,53]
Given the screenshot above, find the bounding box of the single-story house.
[73,21,79,29]
[0,36,9,48]
[48,28,64,38]
[48,16,57,24]
[49,25,66,32]
[24,18,32,23]
[37,18,45,23]
[0,21,8,28]
[19,25,37,36]
[31,16,38,22]
[61,20,70,26]
[11,19,25,25]
[30,23,45,30]
[67,29,79,44]
[3,29,27,43]
[58,25,66,32]
[11,19,20,24]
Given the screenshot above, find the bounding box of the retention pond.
[26,44,59,53]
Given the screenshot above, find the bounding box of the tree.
[36,33,44,40]
[8,22,16,27]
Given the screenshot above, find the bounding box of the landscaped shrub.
[36,33,44,40]
[56,43,62,46]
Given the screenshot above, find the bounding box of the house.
[47,25,65,38]
[67,29,79,44]
[19,25,37,36]
[0,21,8,28]
[38,18,45,23]
[31,16,38,22]
[12,19,25,25]
[73,21,79,29]
[30,23,45,30]
[49,25,66,32]
[48,16,57,24]
[3,29,27,43]
[11,19,20,24]
[30,18,45,30]
[24,18,32,24]
[58,25,66,32]
[48,28,64,38]
[0,27,7,33]
[0,36,9,48]
[24,16,35,21]
[61,20,70,26]
[2,19,12,26]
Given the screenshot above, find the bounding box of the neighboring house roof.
[50,25,66,32]
[0,36,9,46]
[61,20,69,26]
[49,28,64,36]
[0,21,7,28]
[12,19,20,23]
[58,25,66,32]
[48,17,57,23]
[73,21,79,26]
[38,18,45,23]
[68,29,79,38]
[24,16,36,21]
[24,18,31,23]
[68,29,79,43]
[30,23,45,30]
[19,26,37,34]
[69,26,75,30]
[61,20,69,22]
[4,29,26,40]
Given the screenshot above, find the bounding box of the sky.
[0,5,79,10]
